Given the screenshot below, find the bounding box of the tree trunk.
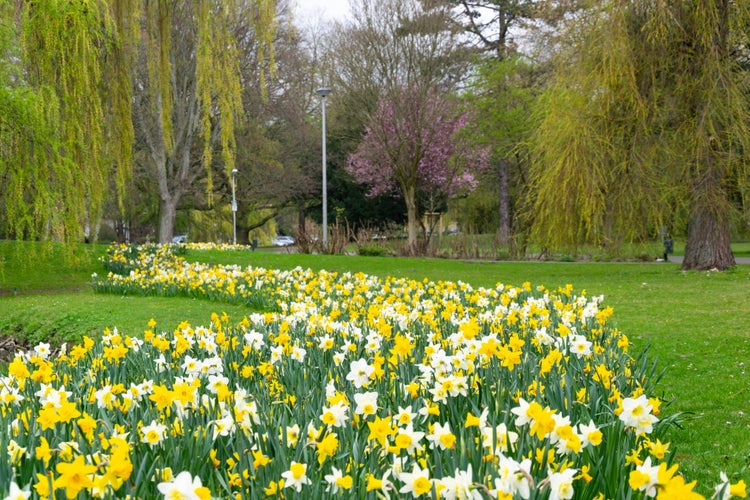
[157,196,178,243]
[497,158,511,246]
[681,2,735,271]
[405,186,419,255]
[236,225,249,245]
[297,202,307,239]
[682,200,734,271]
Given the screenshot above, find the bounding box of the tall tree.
[467,56,538,246]
[1,0,130,242]
[444,0,578,244]
[348,86,488,252]
[439,0,526,245]
[528,0,750,270]
[445,0,538,57]
[251,14,325,241]
[1,0,274,244]
[132,0,275,243]
[333,0,471,115]
[331,0,473,253]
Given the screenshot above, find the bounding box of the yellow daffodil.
[56,455,97,499]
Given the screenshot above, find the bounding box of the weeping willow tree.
[0,0,49,240]
[107,0,140,215]
[0,0,275,243]
[528,0,750,270]
[0,0,127,241]
[134,0,276,243]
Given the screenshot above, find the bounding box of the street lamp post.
[316,87,331,249]
[231,168,238,245]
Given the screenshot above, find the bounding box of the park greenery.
[0,241,749,497]
[2,0,750,495]
[1,0,749,269]
[0,241,747,498]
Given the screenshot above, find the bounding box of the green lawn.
[0,240,106,293]
[0,293,254,345]
[1,242,749,492]
[731,240,750,257]
[186,250,750,489]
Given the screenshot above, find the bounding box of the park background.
[1,0,750,497]
[1,0,750,270]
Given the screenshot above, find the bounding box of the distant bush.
[357,244,393,257]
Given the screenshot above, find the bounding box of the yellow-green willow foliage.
[138,0,276,242]
[147,0,269,175]
[1,0,275,242]
[168,0,276,179]
[0,87,58,240]
[1,0,136,240]
[3,0,116,241]
[196,0,243,196]
[107,0,140,214]
[0,2,47,239]
[0,0,16,82]
[527,0,750,269]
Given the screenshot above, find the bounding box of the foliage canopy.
[527,0,750,269]
[0,0,276,244]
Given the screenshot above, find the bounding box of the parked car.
[272,235,295,247]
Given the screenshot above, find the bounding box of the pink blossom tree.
[347,86,488,254]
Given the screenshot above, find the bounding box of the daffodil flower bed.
[0,244,745,499]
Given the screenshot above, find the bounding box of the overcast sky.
[294,0,351,22]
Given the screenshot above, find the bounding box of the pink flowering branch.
[347,86,488,200]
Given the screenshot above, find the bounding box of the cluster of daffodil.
[93,244,280,309]
[1,244,746,499]
[181,243,255,252]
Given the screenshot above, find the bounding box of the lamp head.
[315,87,331,98]
[231,168,238,176]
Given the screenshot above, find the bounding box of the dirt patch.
[1,335,69,364]
[0,335,32,363]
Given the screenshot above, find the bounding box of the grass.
[392,233,750,260]
[361,233,668,261]
[0,294,253,346]
[0,240,106,293]
[1,241,749,493]
[731,240,750,257]
[0,241,253,342]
